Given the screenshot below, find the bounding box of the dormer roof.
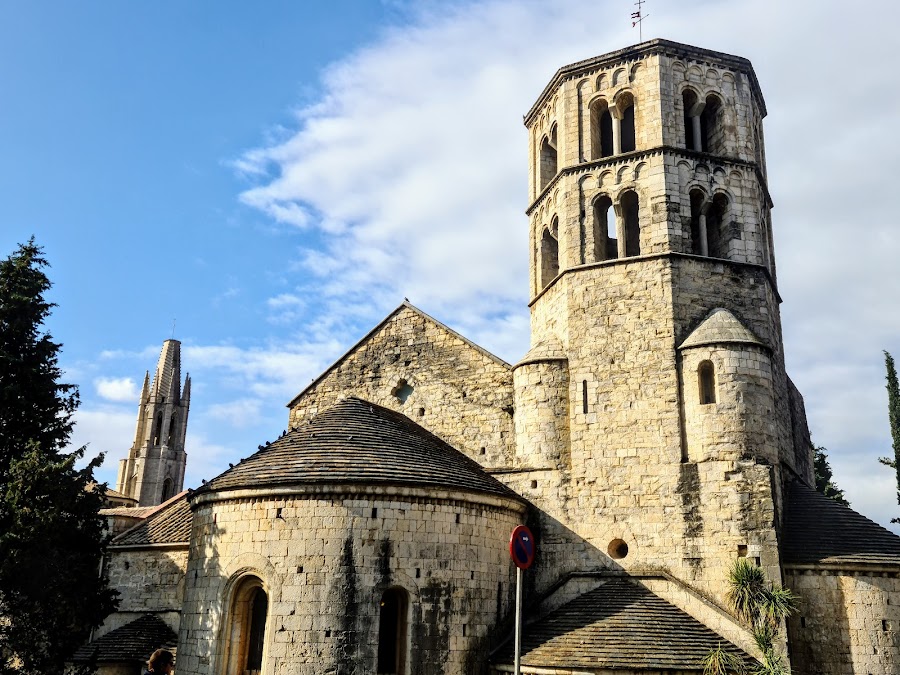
[679,308,766,350]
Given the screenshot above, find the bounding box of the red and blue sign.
[509,525,535,570]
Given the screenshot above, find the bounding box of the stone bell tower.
[514,40,814,602]
[116,339,190,506]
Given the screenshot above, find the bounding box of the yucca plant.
[726,559,768,624]
[704,559,797,675]
[702,643,747,675]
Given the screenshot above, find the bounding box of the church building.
[75,39,900,675]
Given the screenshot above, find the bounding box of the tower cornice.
[524,38,766,128]
[527,251,782,308]
[526,146,773,217]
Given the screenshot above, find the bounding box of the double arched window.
[586,191,641,264]
[377,587,409,675]
[683,89,727,155]
[539,125,558,191]
[540,218,560,289]
[688,190,730,259]
[588,94,636,159]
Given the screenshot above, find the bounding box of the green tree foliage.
[813,446,848,506]
[879,351,900,523]
[0,240,117,675]
[706,559,797,675]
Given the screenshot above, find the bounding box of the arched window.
[378,587,409,675]
[683,89,700,151]
[700,94,725,154]
[698,361,716,405]
[540,225,559,288]
[223,577,268,675]
[620,191,640,257]
[152,411,163,445]
[618,94,636,153]
[706,193,730,259]
[592,195,615,261]
[167,412,177,446]
[539,125,558,191]
[689,189,707,256]
[589,100,613,159]
[161,477,173,502]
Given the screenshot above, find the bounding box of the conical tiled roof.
[515,336,568,367]
[783,480,900,566]
[198,398,521,500]
[150,339,182,401]
[679,308,766,350]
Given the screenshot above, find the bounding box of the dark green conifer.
[0,239,117,675]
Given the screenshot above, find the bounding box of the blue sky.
[3,0,900,531]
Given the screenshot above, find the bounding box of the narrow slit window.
[620,190,640,257]
[582,380,588,414]
[699,361,716,405]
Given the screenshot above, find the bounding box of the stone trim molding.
[188,483,528,514]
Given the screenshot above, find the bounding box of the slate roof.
[71,614,176,663]
[516,336,568,367]
[679,308,766,350]
[198,397,520,500]
[493,578,752,672]
[111,492,192,547]
[782,479,900,566]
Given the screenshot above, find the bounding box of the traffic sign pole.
[508,525,534,675]
[514,565,522,675]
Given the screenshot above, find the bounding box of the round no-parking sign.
[509,525,535,570]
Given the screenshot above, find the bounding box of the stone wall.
[288,305,516,469]
[97,546,187,637]
[786,568,900,674]
[176,488,525,675]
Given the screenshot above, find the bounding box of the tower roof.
[515,336,568,367]
[524,38,766,127]
[150,339,182,401]
[679,308,766,350]
[197,397,522,501]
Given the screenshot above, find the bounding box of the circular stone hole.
[608,539,629,559]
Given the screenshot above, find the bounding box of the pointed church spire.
[140,371,150,403]
[117,339,190,506]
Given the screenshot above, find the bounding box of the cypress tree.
[880,351,900,523]
[0,239,117,675]
[814,446,848,506]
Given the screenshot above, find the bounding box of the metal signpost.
[509,525,535,675]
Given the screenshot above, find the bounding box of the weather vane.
[632,0,649,42]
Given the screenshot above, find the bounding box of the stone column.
[692,115,703,152]
[611,109,622,155]
[698,213,709,256]
[613,204,626,259]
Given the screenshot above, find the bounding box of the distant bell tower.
[116,339,190,506]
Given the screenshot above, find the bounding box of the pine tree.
[879,351,900,523]
[813,446,848,506]
[0,239,117,675]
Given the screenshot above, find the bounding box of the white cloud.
[94,376,140,403]
[69,406,137,486]
[229,0,900,531]
[207,398,264,430]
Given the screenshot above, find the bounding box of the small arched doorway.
[377,587,409,675]
[222,576,269,675]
